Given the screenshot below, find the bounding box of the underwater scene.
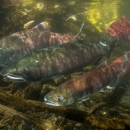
[0,0,130,129]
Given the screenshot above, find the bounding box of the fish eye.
[57,96,61,102]
[21,67,28,73]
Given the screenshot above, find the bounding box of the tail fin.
[101,16,130,49]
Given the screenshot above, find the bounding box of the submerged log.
[0,89,130,129]
[86,102,106,114]
[0,88,87,122]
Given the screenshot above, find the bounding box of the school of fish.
[0,21,80,67]
[1,16,130,106]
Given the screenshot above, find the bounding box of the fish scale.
[0,22,78,67]
[44,53,128,106]
[1,40,113,82]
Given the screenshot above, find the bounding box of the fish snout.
[44,96,52,105]
[1,73,26,82]
[44,96,60,106]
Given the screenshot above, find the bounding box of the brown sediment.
[0,103,47,130]
[0,88,87,122]
[86,102,106,114]
[0,88,130,129]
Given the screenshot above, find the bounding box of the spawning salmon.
[44,53,129,106]
[1,36,116,82]
[0,22,79,67]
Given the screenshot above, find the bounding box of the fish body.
[108,52,130,88]
[106,16,130,45]
[44,53,129,106]
[0,22,79,67]
[0,38,114,82]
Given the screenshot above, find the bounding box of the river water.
[0,0,130,129]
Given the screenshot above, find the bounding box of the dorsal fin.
[33,22,50,32]
[95,60,108,69]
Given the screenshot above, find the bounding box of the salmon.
[0,38,115,82]
[44,53,129,106]
[0,22,79,67]
[106,16,130,45]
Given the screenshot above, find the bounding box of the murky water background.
[0,0,130,129]
[0,0,129,35]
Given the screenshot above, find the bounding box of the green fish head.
[44,86,75,106]
[0,57,42,82]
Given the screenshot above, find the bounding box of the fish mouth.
[2,73,27,82]
[44,97,61,106]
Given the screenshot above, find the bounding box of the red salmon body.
[44,53,129,106]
